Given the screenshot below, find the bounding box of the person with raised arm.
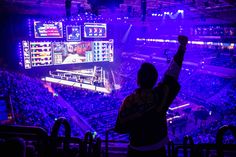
[115,35,189,157]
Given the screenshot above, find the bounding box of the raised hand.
[178,35,188,46]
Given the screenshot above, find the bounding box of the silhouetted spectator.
[115,35,188,157]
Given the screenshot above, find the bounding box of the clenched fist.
[178,35,188,46]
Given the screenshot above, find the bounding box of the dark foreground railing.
[0,117,101,157]
[0,119,235,157]
[104,125,236,157]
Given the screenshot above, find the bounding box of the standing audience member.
[115,35,189,157]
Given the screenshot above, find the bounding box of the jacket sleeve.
[154,44,185,111]
[158,75,180,112]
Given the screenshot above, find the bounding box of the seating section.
[0,70,83,138]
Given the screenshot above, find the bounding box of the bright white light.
[192,41,204,45]
[206,42,213,45]
[178,10,184,13]
[167,116,181,121]
[169,103,190,110]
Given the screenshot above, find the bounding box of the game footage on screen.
[52,42,92,65]
[66,26,81,41]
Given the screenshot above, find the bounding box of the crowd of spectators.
[0,69,83,137]
[50,54,236,144]
[191,25,235,37]
[0,46,236,144]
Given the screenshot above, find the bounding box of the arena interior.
[0,0,236,157]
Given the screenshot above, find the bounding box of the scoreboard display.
[34,21,63,38]
[22,40,114,69]
[30,42,53,67]
[22,41,53,68]
[84,23,107,38]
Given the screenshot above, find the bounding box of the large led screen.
[22,40,114,69]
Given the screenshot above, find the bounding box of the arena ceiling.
[0,0,236,23]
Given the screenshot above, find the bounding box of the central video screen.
[52,41,91,65]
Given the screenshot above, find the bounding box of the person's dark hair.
[137,62,158,89]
